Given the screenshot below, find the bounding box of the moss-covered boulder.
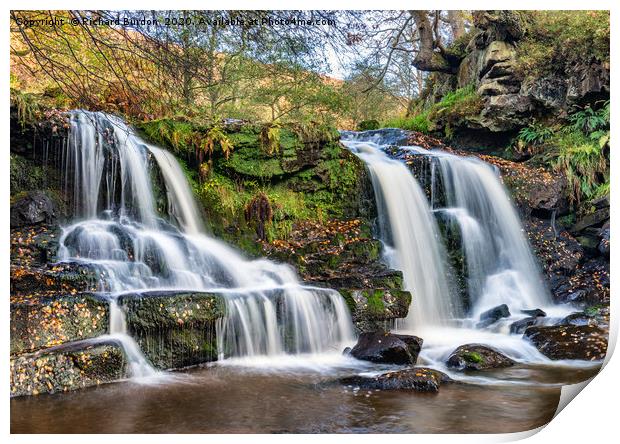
[446,344,515,371]
[339,289,411,333]
[119,291,226,369]
[11,293,109,356]
[10,342,126,397]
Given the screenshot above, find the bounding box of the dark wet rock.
[598,227,610,257]
[342,347,352,356]
[477,304,510,328]
[556,306,610,329]
[10,293,109,356]
[510,317,542,334]
[10,262,100,296]
[339,368,452,393]
[10,224,61,268]
[556,313,596,327]
[524,325,608,361]
[120,291,225,369]
[10,191,58,228]
[521,308,546,317]
[350,332,423,365]
[552,257,610,306]
[10,343,126,397]
[262,220,404,291]
[339,289,411,333]
[571,207,610,234]
[446,344,515,371]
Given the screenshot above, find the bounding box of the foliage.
[139,117,234,166]
[383,85,482,136]
[516,11,610,77]
[10,88,41,128]
[518,124,554,146]
[357,120,380,131]
[553,130,608,204]
[259,123,281,155]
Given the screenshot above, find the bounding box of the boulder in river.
[523,325,608,361]
[521,308,546,317]
[446,344,515,371]
[349,332,423,365]
[477,304,510,328]
[340,367,452,393]
[510,317,542,334]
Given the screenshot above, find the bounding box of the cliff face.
[426,11,610,138]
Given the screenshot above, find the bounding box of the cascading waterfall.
[341,139,458,328]
[57,110,354,374]
[341,129,566,368]
[402,146,551,317]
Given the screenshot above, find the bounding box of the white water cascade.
[57,111,354,372]
[341,140,458,328]
[434,152,552,316]
[341,129,574,369]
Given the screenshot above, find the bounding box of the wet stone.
[340,367,452,393]
[10,343,126,397]
[446,344,515,371]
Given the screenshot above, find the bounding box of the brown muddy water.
[10,359,601,434]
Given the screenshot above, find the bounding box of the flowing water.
[341,130,575,368]
[11,120,602,433]
[57,110,354,364]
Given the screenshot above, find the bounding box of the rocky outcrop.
[339,289,411,333]
[10,342,126,397]
[349,332,423,365]
[120,291,225,369]
[449,11,610,134]
[263,219,404,291]
[11,293,109,356]
[340,368,452,393]
[10,190,58,228]
[446,344,515,370]
[524,325,608,361]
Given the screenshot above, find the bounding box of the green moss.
[383,85,482,137]
[366,290,386,315]
[462,351,483,364]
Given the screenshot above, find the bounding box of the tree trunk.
[410,10,457,74]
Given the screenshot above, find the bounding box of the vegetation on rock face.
[515,11,610,78]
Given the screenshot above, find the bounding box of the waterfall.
[431,152,551,316]
[57,110,354,367]
[342,139,458,329]
[342,130,551,329]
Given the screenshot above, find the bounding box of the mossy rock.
[446,344,515,371]
[10,342,126,397]
[120,292,226,369]
[339,289,412,333]
[10,293,109,355]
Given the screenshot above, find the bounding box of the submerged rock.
[446,344,515,370]
[349,332,423,365]
[477,304,510,328]
[340,367,452,393]
[523,325,608,361]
